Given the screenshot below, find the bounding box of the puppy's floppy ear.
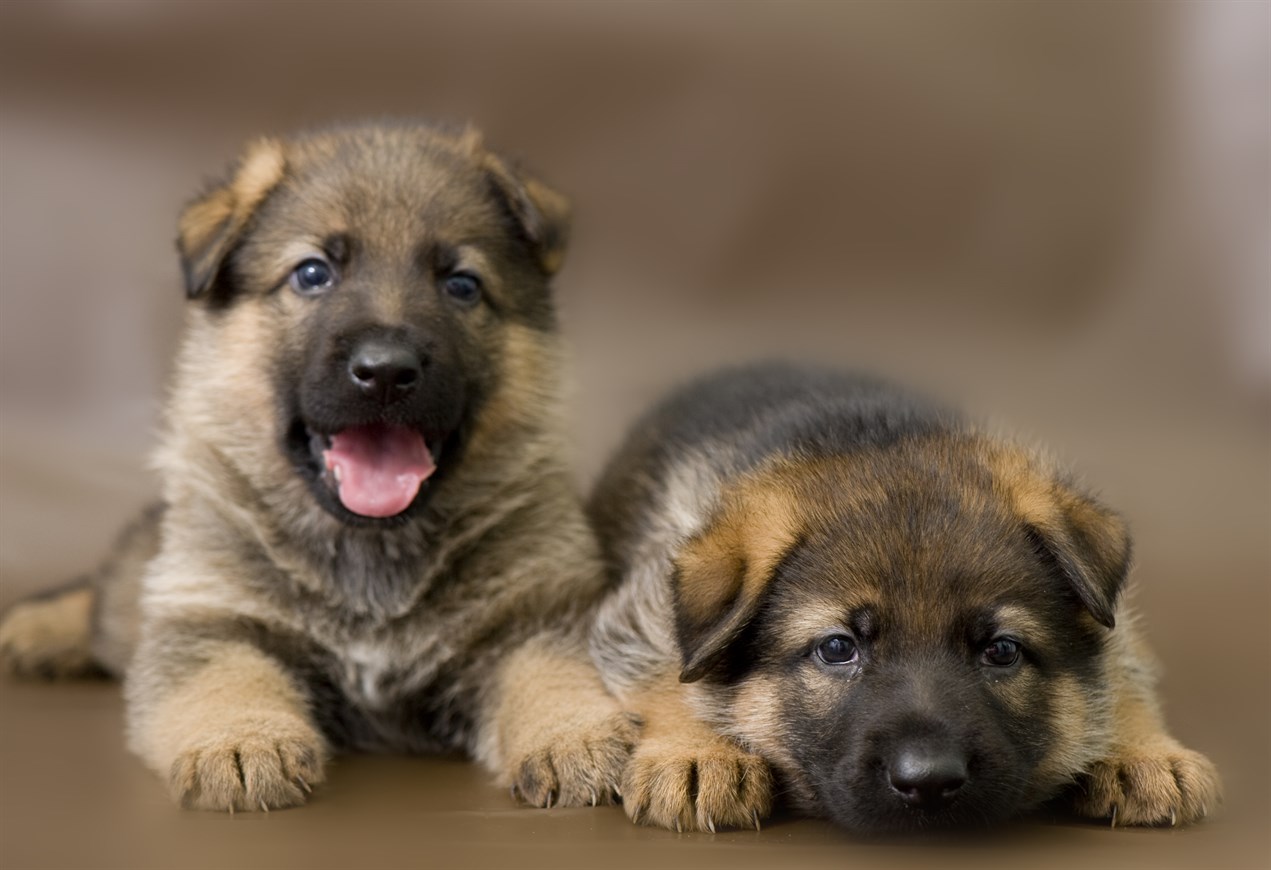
[178,138,287,299]
[673,483,802,682]
[996,446,1131,628]
[477,143,571,277]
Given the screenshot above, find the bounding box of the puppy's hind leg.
[0,583,101,679]
[0,501,160,679]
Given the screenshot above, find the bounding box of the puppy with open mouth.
[0,122,637,812]
[589,363,1221,833]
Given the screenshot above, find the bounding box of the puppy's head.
[172,122,570,525]
[673,435,1130,833]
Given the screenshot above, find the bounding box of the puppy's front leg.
[1073,627,1221,826]
[482,633,640,808]
[622,676,772,832]
[127,626,326,812]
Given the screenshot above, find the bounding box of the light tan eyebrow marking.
[993,604,1050,642]
[266,239,331,286]
[452,245,496,282]
[776,593,877,648]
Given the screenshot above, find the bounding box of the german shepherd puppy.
[589,364,1220,833]
[0,122,637,812]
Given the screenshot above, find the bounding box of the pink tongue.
[322,424,436,518]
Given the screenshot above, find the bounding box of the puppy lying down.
[588,363,1220,833]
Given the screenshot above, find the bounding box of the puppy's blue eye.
[290,258,336,295]
[816,635,858,666]
[442,272,482,305]
[982,638,1022,667]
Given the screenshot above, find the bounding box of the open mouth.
[294,421,440,519]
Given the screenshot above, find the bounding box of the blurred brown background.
[0,2,1267,869]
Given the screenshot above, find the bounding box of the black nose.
[887,742,968,810]
[348,340,423,404]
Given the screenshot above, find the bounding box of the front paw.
[510,710,640,808]
[622,737,772,832]
[168,715,326,812]
[1074,740,1221,826]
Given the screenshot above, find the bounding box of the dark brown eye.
[442,272,482,305]
[982,638,1022,667]
[816,635,858,666]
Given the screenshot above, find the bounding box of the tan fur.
[0,587,97,678]
[464,323,563,459]
[675,480,800,625]
[483,635,640,807]
[139,645,327,812]
[723,675,814,809]
[992,604,1054,648]
[622,677,772,832]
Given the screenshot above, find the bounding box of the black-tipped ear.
[672,485,801,682]
[997,448,1131,629]
[480,149,571,276]
[177,138,286,299]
